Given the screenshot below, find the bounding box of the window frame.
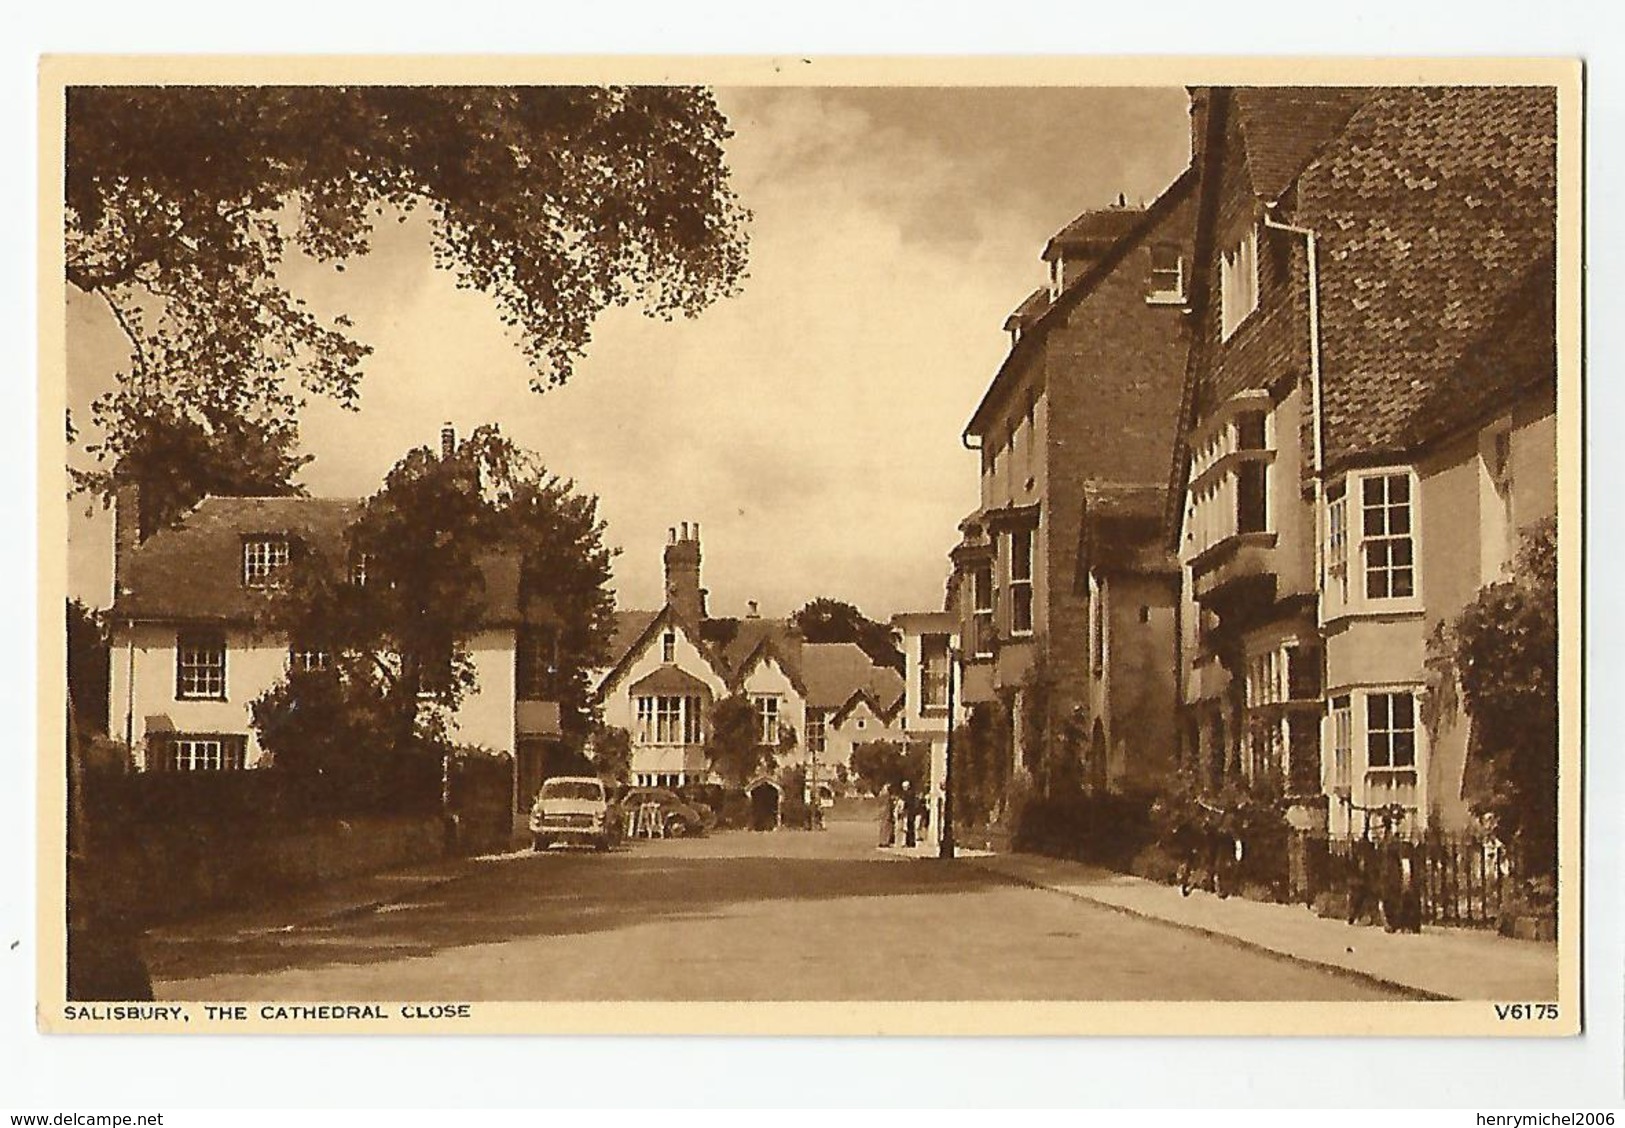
[1219,225,1260,341]
[242,536,291,588]
[175,631,227,700]
[288,645,330,673]
[1007,526,1035,638]
[1323,466,1422,619]
[971,564,995,658]
[163,733,248,772]
[661,629,677,664]
[752,694,782,746]
[806,708,827,755]
[1147,243,1186,304]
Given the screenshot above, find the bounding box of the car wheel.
[665,817,688,838]
[532,835,551,852]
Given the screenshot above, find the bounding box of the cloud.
[66,86,1191,624]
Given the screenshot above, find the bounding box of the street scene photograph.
[47,60,1578,1031]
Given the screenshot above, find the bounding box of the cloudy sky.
[66,86,1192,620]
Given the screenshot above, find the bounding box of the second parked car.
[617,787,709,838]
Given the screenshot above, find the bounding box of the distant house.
[595,524,903,794]
[1169,86,1557,835]
[105,489,556,780]
[946,171,1195,795]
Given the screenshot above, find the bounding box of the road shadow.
[144,844,1010,988]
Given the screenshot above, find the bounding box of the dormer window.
[1148,243,1186,303]
[1220,227,1260,340]
[243,536,290,587]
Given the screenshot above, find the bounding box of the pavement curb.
[963,854,1449,1002]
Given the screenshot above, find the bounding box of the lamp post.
[939,645,959,860]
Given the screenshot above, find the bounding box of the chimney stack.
[663,520,704,623]
[440,423,456,460]
[746,600,760,619]
[112,480,141,603]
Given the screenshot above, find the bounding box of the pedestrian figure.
[1382,839,1423,933]
[901,780,918,848]
[878,784,895,847]
[1346,833,1378,925]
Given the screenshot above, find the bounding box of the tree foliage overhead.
[67,85,751,514]
[849,739,928,796]
[791,597,903,672]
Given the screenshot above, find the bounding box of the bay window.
[1323,468,1420,616]
[972,564,995,657]
[1365,690,1420,813]
[635,695,704,745]
[1186,393,1275,558]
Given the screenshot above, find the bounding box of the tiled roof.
[1404,250,1556,449]
[1002,287,1051,333]
[1299,87,1557,467]
[607,609,662,667]
[1231,87,1372,203]
[628,663,715,698]
[800,642,903,711]
[1042,204,1147,261]
[114,495,527,625]
[1078,485,1179,581]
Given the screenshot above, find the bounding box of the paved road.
[145,814,1408,1001]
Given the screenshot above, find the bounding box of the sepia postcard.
[38,54,1583,1036]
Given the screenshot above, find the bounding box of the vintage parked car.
[618,786,709,838]
[530,776,619,852]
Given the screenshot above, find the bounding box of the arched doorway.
[747,778,782,831]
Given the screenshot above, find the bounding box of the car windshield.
[540,780,602,802]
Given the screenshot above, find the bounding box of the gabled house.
[594,524,905,792]
[1169,86,1558,836]
[947,170,1196,794]
[106,489,550,777]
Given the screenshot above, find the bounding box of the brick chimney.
[663,521,704,623]
[440,422,456,460]
[112,480,141,604]
[1188,87,1214,167]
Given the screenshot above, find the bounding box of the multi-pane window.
[1220,226,1260,340]
[349,552,370,586]
[164,734,247,772]
[754,695,781,746]
[1325,484,1349,603]
[1329,696,1353,795]
[1362,473,1415,599]
[289,646,330,673]
[972,565,995,657]
[1008,527,1035,636]
[1148,244,1185,302]
[176,632,226,699]
[920,634,950,711]
[242,537,290,587]
[806,709,827,755]
[635,695,704,745]
[1366,692,1418,772]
